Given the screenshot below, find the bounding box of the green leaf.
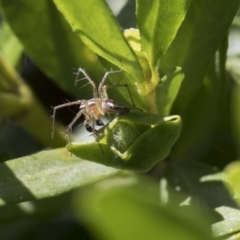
[67,112,181,172]
[0,22,23,67]
[53,0,143,81]
[0,148,119,206]
[212,206,240,238]
[136,0,191,66]
[73,174,214,240]
[225,161,240,205]
[0,193,71,223]
[172,64,225,161]
[165,161,240,237]
[160,0,240,111]
[165,161,236,210]
[1,0,103,97]
[124,29,151,82]
[229,60,240,157]
[155,67,184,115]
[52,0,148,109]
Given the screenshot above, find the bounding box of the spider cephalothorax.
[51,68,133,141]
[78,98,130,134]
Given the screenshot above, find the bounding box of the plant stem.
[0,54,66,148]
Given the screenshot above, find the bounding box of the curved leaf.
[67,112,182,172]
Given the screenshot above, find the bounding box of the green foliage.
[136,0,191,66]
[73,174,213,240]
[0,148,119,205]
[225,161,240,206]
[160,0,239,111]
[67,112,181,171]
[1,0,103,97]
[0,0,240,239]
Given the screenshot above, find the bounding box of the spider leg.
[65,109,85,137]
[51,100,83,139]
[98,141,104,155]
[87,118,97,140]
[98,69,122,98]
[99,69,122,88]
[75,68,98,99]
[104,84,136,108]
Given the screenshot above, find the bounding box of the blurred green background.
[0,0,240,239]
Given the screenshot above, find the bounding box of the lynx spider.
[51,68,134,142]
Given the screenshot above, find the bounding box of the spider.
[51,68,134,142]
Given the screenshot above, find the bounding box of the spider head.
[102,99,130,114]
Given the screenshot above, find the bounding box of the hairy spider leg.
[90,116,98,139]
[65,108,86,137]
[51,100,83,139]
[104,84,136,108]
[98,69,122,99]
[75,68,98,99]
[96,69,136,108]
